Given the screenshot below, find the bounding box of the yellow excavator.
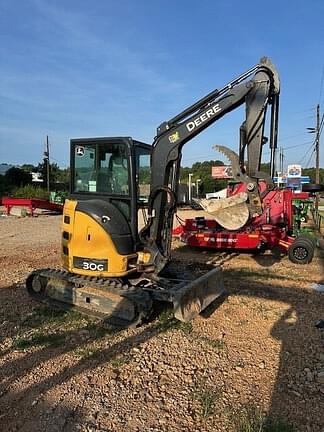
[27,57,280,326]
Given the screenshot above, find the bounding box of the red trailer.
[2,197,63,216]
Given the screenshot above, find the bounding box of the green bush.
[0,174,10,197]
[12,185,50,200]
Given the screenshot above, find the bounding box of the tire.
[256,242,267,254]
[302,183,324,192]
[288,238,314,264]
[318,238,324,250]
[296,234,316,247]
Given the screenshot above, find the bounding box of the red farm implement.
[173,186,316,265]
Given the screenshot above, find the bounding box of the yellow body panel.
[61,199,137,277]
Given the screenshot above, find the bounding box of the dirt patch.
[0,212,324,431]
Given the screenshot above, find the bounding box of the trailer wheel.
[296,234,316,247]
[288,238,314,264]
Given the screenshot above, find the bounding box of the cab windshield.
[73,142,129,195]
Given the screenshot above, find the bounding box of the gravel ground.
[0,211,324,432]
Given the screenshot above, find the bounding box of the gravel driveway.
[0,212,323,431]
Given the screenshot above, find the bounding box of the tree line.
[0,162,69,198]
[1,159,323,199]
[180,160,227,194]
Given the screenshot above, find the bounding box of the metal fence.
[312,208,324,232]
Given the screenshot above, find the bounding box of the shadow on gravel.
[1,252,324,431]
[318,248,324,284]
[0,284,187,431]
[174,243,285,266]
[223,264,324,431]
[252,247,282,267]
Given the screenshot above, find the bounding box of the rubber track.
[26,268,153,327]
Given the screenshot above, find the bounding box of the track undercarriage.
[26,263,224,327]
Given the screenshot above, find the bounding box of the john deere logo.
[76,146,85,157]
[168,131,180,144]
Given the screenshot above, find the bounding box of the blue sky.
[0,0,323,170]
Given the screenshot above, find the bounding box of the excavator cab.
[62,137,152,277]
[71,138,150,231]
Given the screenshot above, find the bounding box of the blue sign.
[273,176,310,184]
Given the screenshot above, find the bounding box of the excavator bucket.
[171,266,224,322]
[197,192,250,230]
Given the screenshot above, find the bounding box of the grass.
[72,345,102,359]
[12,185,50,200]
[110,355,131,368]
[228,404,296,432]
[192,380,222,419]
[224,267,310,284]
[21,307,92,329]
[15,306,114,351]
[264,420,296,432]
[200,336,227,351]
[224,268,285,282]
[155,309,193,334]
[13,332,65,349]
[86,324,115,339]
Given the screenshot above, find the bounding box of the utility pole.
[44,135,50,192]
[315,104,320,209]
[188,173,193,204]
[279,147,284,174]
[196,178,201,198]
[307,104,320,208]
[315,104,320,185]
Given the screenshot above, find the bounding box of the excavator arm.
[141,57,280,272]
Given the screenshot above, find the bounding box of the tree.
[4,167,32,187]
[0,174,10,197]
[20,164,38,173]
[260,162,271,174]
[179,160,226,194]
[36,162,69,189]
[302,167,324,184]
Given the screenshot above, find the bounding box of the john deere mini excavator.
[27,57,280,326]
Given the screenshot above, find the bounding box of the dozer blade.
[26,266,224,327]
[171,266,224,322]
[26,269,153,327]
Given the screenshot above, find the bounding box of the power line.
[282,140,313,150]
[319,113,324,136]
[277,132,308,142]
[298,141,316,165]
[305,148,315,169]
[183,139,316,165]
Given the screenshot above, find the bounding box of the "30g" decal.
[82,261,104,271]
[73,256,108,272]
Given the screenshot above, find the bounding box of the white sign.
[287,164,301,178]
